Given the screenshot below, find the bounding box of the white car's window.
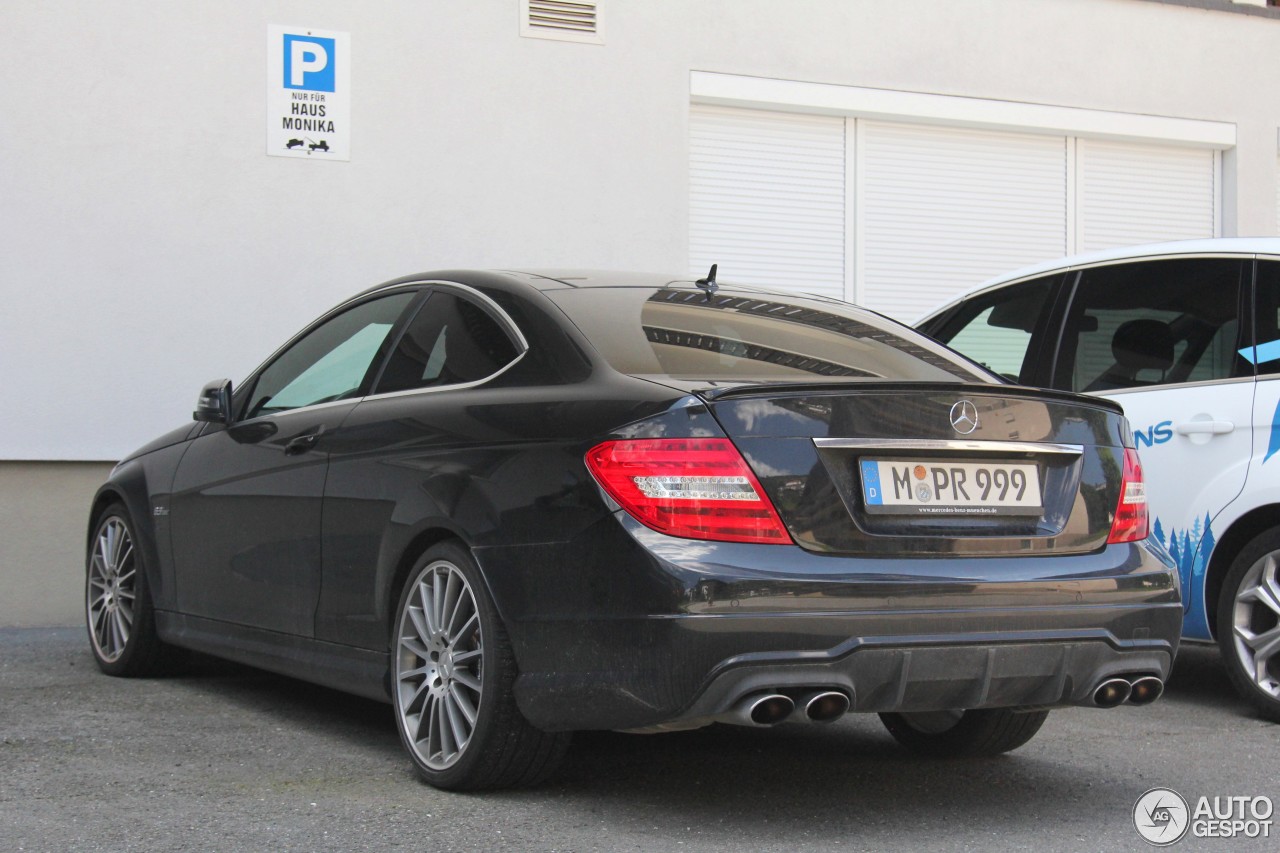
[927,276,1057,382]
[1058,259,1250,393]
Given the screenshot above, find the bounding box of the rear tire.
[85,503,173,677]
[879,708,1049,757]
[391,542,571,790]
[1216,529,1280,723]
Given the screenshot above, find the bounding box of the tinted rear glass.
[548,287,990,383]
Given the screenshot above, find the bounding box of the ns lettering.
[1135,420,1173,448]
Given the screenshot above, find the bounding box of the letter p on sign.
[283,34,336,92]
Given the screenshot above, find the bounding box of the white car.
[918,238,1280,722]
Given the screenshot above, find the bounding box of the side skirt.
[155,611,391,703]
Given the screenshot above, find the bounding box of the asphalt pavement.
[2,627,1276,852]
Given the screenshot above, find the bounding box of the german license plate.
[859,458,1042,516]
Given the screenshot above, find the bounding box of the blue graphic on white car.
[1121,397,1280,637]
[1134,420,1173,448]
[1238,338,1280,366]
[1266,398,1280,464]
[1152,513,1214,612]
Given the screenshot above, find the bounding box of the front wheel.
[85,503,172,676]
[879,708,1049,757]
[391,542,570,790]
[1216,529,1280,723]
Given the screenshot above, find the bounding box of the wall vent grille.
[521,1,602,44]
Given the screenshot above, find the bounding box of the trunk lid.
[695,381,1128,557]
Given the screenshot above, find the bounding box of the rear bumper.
[478,517,1181,732]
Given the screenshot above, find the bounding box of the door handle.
[284,430,323,455]
[1175,420,1233,436]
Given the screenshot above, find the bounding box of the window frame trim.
[233,287,423,423]
[230,280,532,425]
[365,281,531,400]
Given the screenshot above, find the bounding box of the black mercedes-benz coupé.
[86,269,1180,789]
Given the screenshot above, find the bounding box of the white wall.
[3,0,1280,460]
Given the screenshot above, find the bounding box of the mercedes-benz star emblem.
[949,400,979,435]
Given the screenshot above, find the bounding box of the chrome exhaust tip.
[718,693,795,727]
[1128,676,1164,706]
[1092,677,1132,708]
[747,693,795,725]
[803,690,851,723]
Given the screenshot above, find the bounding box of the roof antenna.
[695,263,718,300]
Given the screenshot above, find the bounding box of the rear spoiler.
[695,381,1124,414]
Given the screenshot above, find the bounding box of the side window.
[1057,258,1248,393]
[927,275,1057,383]
[244,292,414,419]
[1253,261,1280,377]
[374,290,520,394]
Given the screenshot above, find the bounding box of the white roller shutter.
[1077,138,1217,252]
[858,121,1068,322]
[689,104,846,299]
[689,104,1221,322]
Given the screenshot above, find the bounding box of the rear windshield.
[547,287,991,383]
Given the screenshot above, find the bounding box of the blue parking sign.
[283,34,336,92]
[268,25,349,160]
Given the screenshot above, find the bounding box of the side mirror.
[194,379,233,423]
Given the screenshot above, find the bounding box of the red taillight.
[1107,447,1149,544]
[585,438,792,544]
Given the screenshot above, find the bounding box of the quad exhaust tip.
[1092,678,1132,708]
[724,690,850,727]
[744,693,795,726]
[803,690,851,723]
[1091,675,1164,708]
[1128,676,1164,706]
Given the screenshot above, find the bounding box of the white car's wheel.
[1217,529,1280,723]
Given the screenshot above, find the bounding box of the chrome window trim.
[417,281,530,353]
[240,284,426,389]
[1058,251,1257,273]
[361,349,529,402]
[944,252,1259,313]
[235,397,363,425]
[232,279,529,425]
[1092,375,1256,396]
[813,438,1083,456]
[233,351,531,426]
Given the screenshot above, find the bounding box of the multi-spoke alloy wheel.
[1219,532,1280,722]
[395,559,484,771]
[391,543,571,790]
[85,505,168,676]
[88,516,137,663]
